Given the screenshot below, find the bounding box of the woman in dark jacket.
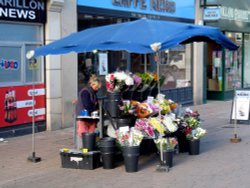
[76,74,101,149]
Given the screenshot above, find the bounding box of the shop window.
[158,44,192,89]
[207,32,242,92]
[25,45,43,83]
[0,46,21,83]
[0,23,42,42]
[0,23,43,86]
[225,32,242,91]
[244,33,250,88]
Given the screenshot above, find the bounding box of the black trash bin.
[82,132,96,151]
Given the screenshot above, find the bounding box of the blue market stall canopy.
[33,18,238,57]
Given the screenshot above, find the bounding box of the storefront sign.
[0,84,46,128]
[231,90,250,122]
[112,0,175,13]
[203,8,220,21]
[220,6,250,23]
[77,0,195,19]
[0,0,46,23]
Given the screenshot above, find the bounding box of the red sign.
[0,84,46,128]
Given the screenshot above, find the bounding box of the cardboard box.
[60,149,100,170]
[208,79,219,91]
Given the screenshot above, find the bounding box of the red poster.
[0,84,46,128]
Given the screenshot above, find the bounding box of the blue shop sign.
[77,0,195,19]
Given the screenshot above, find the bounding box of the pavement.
[1,100,250,188]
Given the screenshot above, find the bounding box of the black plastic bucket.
[99,137,116,169]
[122,146,140,173]
[188,139,200,155]
[161,150,174,168]
[116,117,136,129]
[82,132,96,151]
[106,92,121,118]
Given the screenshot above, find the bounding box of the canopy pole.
[156,52,160,95]
[144,54,147,72]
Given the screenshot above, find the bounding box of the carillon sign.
[0,0,46,23]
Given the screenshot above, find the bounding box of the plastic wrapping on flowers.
[162,115,178,133]
[134,118,155,138]
[105,71,134,93]
[115,128,144,147]
[186,127,206,140]
[179,108,206,141]
[154,137,178,151]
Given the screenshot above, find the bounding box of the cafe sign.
[0,0,46,23]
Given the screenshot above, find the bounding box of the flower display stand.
[122,145,140,173]
[188,139,200,155]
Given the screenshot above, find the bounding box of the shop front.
[0,0,46,131]
[77,0,195,105]
[204,0,250,100]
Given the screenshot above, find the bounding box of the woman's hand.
[72,99,77,104]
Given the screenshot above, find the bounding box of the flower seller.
[75,74,101,149]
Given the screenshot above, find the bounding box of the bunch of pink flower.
[105,73,115,92]
[135,118,155,138]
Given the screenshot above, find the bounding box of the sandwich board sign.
[231,90,250,124]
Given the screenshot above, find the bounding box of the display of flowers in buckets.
[115,128,144,173]
[179,108,206,155]
[105,71,134,117]
[154,137,178,168]
[117,100,138,129]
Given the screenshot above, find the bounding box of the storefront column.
[193,0,204,105]
[46,0,77,130]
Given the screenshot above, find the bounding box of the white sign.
[204,8,221,21]
[98,53,108,75]
[231,90,250,121]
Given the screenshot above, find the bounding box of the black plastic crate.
[60,149,100,170]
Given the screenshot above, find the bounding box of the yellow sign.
[28,58,38,70]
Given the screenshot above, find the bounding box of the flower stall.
[62,70,206,172]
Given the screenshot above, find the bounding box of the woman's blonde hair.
[89,74,101,88]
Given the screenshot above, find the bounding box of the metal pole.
[144,54,147,73]
[156,52,160,95]
[99,98,104,138]
[73,102,77,147]
[28,57,41,162]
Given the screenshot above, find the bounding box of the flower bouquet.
[162,115,178,134]
[180,108,206,141]
[186,127,206,140]
[149,117,165,136]
[119,100,137,117]
[115,128,144,147]
[137,72,154,86]
[105,71,134,93]
[134,118,155,138]
[154,137,178,151]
